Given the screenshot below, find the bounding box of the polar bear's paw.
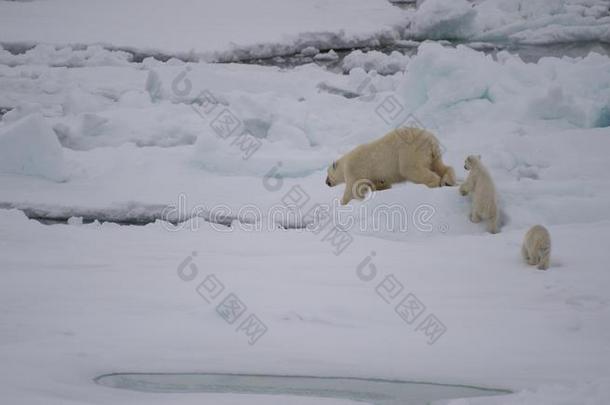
[470,212,481,223]
[441,168,456,186]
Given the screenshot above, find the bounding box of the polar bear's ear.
[332,161,337,170]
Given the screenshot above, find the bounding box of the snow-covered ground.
[1,1,610,404]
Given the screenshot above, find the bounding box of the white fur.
[459,155,500,234]
[325,127,456,205]
[522,225,551,270]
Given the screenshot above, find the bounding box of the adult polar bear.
[325,127,456,205]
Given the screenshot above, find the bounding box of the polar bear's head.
[326,160,344,187]
[464,155,482,171]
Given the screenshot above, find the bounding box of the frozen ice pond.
[95,373,511,404]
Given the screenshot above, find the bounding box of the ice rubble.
[470,0,610,45]
[407,0,610,45]
[409,0,477,40]
[0,44,132,67]
[342,50,411,74]
[1,42,609,183]
[0,114,66,181]
[393,43,610,129]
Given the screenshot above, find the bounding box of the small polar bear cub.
[326,127,456,205]
[459,155,500,234]
[522,225,551,270]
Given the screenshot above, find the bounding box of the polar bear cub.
[325,127,456,205]
[459,155,500,234]
[522,225,551,270]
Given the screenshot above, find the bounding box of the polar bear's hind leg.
[432,158,456,186]
[538,248,550,270]
[521,245,530,262]
[470,209,481,223]
[398,153,439,188]
[441,168,456,186]
[487,213,500,234]
[406,167,442,188]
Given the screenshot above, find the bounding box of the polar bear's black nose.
[325,177,331,186]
